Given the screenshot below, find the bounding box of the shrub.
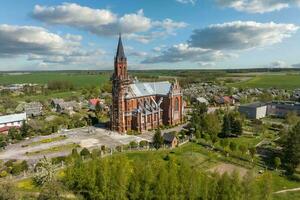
[80,148,91,158]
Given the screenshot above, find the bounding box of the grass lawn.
[25,143,79,156]
[226,135,262,148]
[228,74,300,90]
[0,72,110,87]
[26,135,67,147]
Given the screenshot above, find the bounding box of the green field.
[229,74,300,90]
[0,72,110,87]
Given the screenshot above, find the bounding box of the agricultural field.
[0,72,110,87]
[228,73,300,90]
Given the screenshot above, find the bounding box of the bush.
[139,140,148,148]
[129,141,138,148]
[0,170,8,178]
[80,148,91,158]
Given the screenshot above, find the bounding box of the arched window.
[175,97,180,111]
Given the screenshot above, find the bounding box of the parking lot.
[0,127,153,163]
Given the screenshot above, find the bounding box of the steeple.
[116,34,126,60]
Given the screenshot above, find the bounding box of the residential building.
[267,101,300,118]
[239,102,267,119]
[24,102,43,117]
[0,113,27,134]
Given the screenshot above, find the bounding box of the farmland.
[228,73,300,90]
[0,72,110,88]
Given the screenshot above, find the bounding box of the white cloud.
[33,3,116,26]
[32,3,187,43]
[142,43,232,64]
[176,0,197,5]
[217,0,300,13]
[189,21,298,50]
[0,24,104,66]
[267,61,292,68]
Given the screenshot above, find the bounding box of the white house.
[0,113,27,128]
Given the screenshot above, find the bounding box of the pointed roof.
[116,34,126,59]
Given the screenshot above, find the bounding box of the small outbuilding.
[163,132,178,148]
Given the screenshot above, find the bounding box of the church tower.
[111,34,130,133]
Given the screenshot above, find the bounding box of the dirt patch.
[208,163,248,177]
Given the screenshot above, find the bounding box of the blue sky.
[0,0,300,70]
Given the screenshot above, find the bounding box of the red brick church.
[110,35,184,133]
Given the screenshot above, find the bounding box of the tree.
[239,145,247,155]
[229,142,237,152]
[204,113,221,139]
[249,147,256,162]
[33,156,56,186]
[20,121,30,138]
[282,122,300,175]
[38,181,65,200]
[80,148,91,158]
[8,127,19,140]
[153,129,163,149]
[221,114,231,138]
[274,157,281,171]
[0,182,18,200]
[285,111,300,126]
[220,139,229,149]
[232,119,243,136]
[0,135,7,149]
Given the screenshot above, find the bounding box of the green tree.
[274,157,281,171]
[221,114,231,137]
[20,121,30,138]
[239,145,247,155]
[33,156,56,186]
[80,148,91,158]
[0,182,18,200]
[153,129,163,149]
[285,111,300,126]
[229,142,237,152]
[38,181,65,200]
[282,122,300,174]
[204,113,221,139]
[249,147,256,162]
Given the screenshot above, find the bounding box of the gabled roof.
[163,132,177,143]
[0,113,27,124]
[126,81,171,98]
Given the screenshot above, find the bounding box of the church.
[110,35,184,133]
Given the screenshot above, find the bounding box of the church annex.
[110,35,184,133]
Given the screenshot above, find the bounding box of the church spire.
[116,33,126,60]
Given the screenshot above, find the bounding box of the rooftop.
[126,81,171,98]
[0,113,27,124]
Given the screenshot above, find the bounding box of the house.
[88,98,105,111]
[56,101,80,115]
[24,102,43,117]
[214,96,235,105]
[195,97,209,105]
[51,98,64,109]
[0,113,27,134]
[239,102,267,119]
[163,132,178,148]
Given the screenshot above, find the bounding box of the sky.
[1,0,300,71]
